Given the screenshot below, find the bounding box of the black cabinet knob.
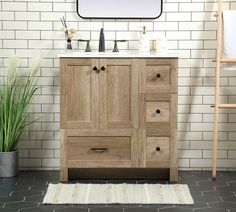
[156,73,161,79]
[156,109,161,114]
[101,66,106,71]
[156,147,161,151]
[93,66,100,73]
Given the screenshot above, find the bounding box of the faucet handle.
[77,39,91,52]
[112,40,127,52]
[116,40,127,42]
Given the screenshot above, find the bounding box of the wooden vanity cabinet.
[60,57,178,182]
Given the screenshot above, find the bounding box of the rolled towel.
[223,11,236,70]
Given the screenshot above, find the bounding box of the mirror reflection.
[77,0,162,19]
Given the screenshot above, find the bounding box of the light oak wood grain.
[67,129,133,136]
[139,59,174,94]
[68,160,132,168]
[146,123,170,136]
[130,129,139,167]
[100,59,138,129]
[60,59,66,129]
[60,129,68,181]
[68,136,131,161]
[170,94,178,181]
[146,65,170,93]
[146,137,170,168]
[170,59,178,94]
[146,161,170,168]
[60,57,178,181]
[61,59,99,129]
[138,129,146,167]
[146,101,170,122]
[145,94,170,101]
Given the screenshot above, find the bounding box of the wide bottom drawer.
[68,136,131,161]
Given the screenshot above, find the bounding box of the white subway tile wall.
[1,0,236,171]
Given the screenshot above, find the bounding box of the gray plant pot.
[0,151,18,177]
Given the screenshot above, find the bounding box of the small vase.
[0,151,18,177]
[66,38,72,51]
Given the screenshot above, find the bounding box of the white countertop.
[58,51,178,58]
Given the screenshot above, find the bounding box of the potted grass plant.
[0,56,39,177]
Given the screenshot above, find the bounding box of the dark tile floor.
[0,171,236,212]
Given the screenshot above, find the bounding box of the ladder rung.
[220,58,236,63]
[211,104,236,108]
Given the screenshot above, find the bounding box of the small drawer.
[68,136,131,161]
[146,137,170,168]
[146,66,170,93]
[146,102,170,122]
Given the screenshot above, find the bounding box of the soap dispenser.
[139,26,150,53]
[99,28,105,52]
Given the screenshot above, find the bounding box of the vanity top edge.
[58,52,178,58]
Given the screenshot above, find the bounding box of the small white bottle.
[139,26,150,53]
[156,35,168,54]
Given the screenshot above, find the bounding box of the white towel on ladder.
[223,10,236,70]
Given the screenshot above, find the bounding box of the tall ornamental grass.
[0,56,39,152]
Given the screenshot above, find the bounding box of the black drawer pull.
[156,109,161,114]
[91,147,108,153]
[156,73,161,79]
[156,147,161,152]
[101,66,106,71]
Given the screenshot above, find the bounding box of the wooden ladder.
[212,0,236,179]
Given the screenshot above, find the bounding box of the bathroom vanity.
[59,52,178,182]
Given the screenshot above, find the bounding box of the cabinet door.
[99,59,138,129]
[60,59,99,129]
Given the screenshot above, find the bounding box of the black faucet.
[77,39,91,52]
[113,40,127,52]
[99,28,105,52]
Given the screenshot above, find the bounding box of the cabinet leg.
[60,167,68,182]
[170,167,178,182]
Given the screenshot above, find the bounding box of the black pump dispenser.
[99,28,105,52]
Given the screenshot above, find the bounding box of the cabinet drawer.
[146,66,170,93]
[68,136,131,161]
[146,137,170,168]
[146,102,170,122]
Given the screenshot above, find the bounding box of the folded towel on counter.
[223,10,236,70]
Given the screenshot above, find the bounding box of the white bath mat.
[43,183,194,205]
